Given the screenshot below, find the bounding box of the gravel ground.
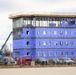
[0,64,76,68]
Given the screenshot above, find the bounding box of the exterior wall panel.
[12,17,76,59]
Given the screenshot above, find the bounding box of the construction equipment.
[0,31,12,57]
[0,31,15,65]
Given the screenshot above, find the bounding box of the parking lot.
[0,57,76,67]
[15,57,76,66]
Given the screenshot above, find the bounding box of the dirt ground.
[0,67,76,75]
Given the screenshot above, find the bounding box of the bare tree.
[2,44,9,53]
[2,44,11,57]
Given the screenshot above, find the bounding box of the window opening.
[26,31,29,35]
[26,41,30,45]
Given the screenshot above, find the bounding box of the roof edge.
[9,12,76,19]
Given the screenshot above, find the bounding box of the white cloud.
[0,0,76,12]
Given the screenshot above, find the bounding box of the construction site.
[0,13,76,68]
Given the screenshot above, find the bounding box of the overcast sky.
[0,0,76,50]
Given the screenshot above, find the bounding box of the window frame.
[38,52,41,56]
[60,41,63,46]
[54,31,57,35]
[44,52,47,56]
[38,41,40,46]
[38,30,40,34]
[54,41,57,46]
[43,41,46,45]
[43,31,46,35]
[65,31,68,35]
[60,31,63,35]
[49,52,52,56]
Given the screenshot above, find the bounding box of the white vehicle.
[60,58,75,65]
[0,57,15,65]
[5,57,15,65]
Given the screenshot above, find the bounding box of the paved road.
[0,67,76,75]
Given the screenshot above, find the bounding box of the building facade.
[9,13,76,59]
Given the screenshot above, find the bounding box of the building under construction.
[9,13,76,59]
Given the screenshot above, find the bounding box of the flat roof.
[9,13,76,19]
